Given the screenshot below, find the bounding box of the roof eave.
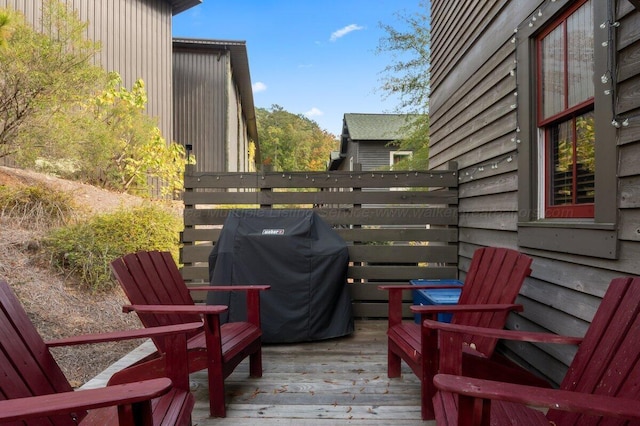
[169,0,202,15]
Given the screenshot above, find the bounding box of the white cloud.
[304,107,324,117]
[330,24,364,41]
[252,82,267,93]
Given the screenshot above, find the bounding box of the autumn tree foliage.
[256,105,338,172]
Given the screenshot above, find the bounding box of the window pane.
[576,112,595,203]
[550,121,572,206]
[541,26,565,119]
[567,0,594,108]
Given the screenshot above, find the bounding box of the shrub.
[44,203,182,291]
[0,183,79,229]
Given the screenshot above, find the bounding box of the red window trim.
[537,0,594,219]
[545,204,594,219]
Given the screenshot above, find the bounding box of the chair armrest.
[434,374,640,421]
[121,304,228,315]
[421,319,583,345]
[412,303,523,315]
[0,377,172,423]
[378,284,463,291]
[46,322,203,347]
[189,285,270,327]
[379,284,464,327]
[191,285,271,291]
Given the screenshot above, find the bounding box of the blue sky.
[172,1,425,137]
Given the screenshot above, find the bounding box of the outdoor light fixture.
[630,0,640,11]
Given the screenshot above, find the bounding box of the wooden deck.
[85,320,429,425]
[191,320,428,425]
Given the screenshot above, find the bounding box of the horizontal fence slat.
[184,170,459,189]
[347,265,459,280]
[184,207,458,226]
[182,244,215,260]
[349,282,416,301]
[181,265,210,282]
[347,245,458,263]
[180,265,460,284]
[336,227,458,242]
[183,189,458,206]
[352,303,415,319]
[181,227,457,244]
[182,242,459,264]
[181,228,221,243]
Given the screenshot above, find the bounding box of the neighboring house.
[0,0,201,143]
[329,113,415,171]
[2,1,259,175]
[173,38,259,173]
[429,0,640,385]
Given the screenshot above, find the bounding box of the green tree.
[70,73,191,197]
[376,1,431,170]
[0,1,104,157]
[256,105,338,172]
[0,2,190,197]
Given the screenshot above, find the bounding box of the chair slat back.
[0,279,83,425]
[547,276,640,425]
[452,247,532,356]
[110,251,202,351]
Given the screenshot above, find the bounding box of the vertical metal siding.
[0,0,174,142]
[172,49,228,173]
[227,67,240,172]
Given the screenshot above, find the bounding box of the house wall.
[351,141,403,171]
[172,48,229,173]
[430,0,640,385]
[173,43,255,173]
[0,0,175,141]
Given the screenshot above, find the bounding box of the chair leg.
[249,348,263,377]
[388,346,402,378]
[208,367,226,417]
[421,374,435,420]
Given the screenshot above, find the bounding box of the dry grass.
[0,166,173,387]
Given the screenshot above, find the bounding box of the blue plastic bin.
[411,279,463,324]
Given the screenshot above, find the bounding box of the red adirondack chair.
[108,250,270,418]
[0,278,198,425]
[379,246,544,420]
[431,276,640,426]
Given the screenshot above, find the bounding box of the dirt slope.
[0,166,168,387]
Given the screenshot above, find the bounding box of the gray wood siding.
[357,141,398,171]
[430,0,640,386]
[1,0,174,147]
[172,49,229,173]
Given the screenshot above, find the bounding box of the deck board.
[190,320,429,425]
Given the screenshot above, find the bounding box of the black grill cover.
[207,209,354,343]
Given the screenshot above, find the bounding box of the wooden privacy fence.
[180,166,459,319]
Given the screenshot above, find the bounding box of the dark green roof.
[343,113,415,141]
